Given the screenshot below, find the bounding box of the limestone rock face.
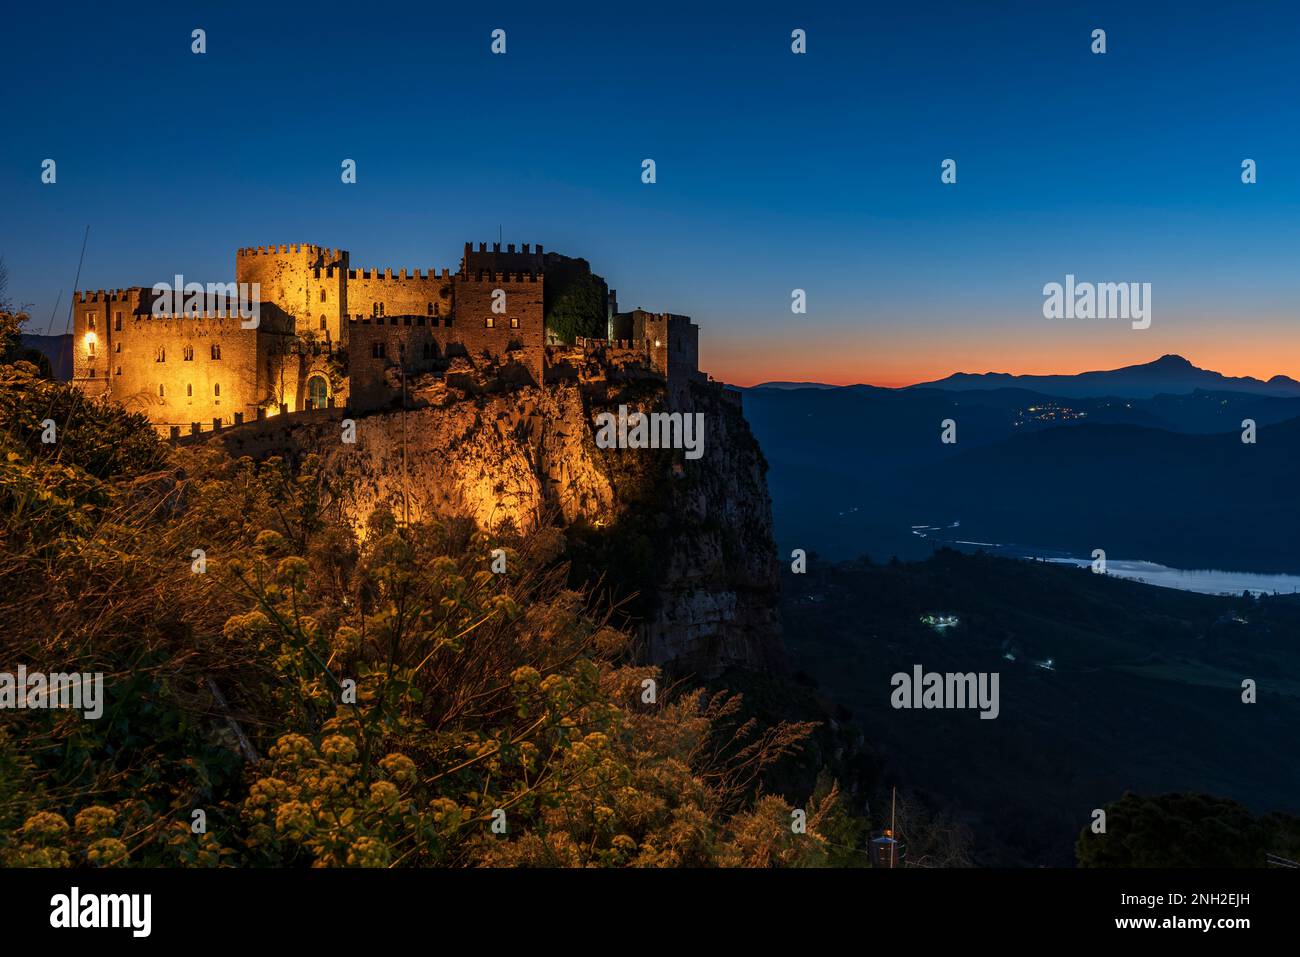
[641,385,784,676]
[325,385,616,532]
[212,381,782,676]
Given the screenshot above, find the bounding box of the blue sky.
[3,0,1299,384]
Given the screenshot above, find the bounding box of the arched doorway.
[307,375,329,410]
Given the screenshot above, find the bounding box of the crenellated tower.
[236,243,350,343]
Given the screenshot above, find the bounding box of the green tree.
[1076,791,1300,867]
[544,268,608,343]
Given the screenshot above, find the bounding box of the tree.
[544,266,608,343]
[0,260,52,378]
[1076,792,1300,867]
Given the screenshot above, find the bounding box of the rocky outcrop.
[640,384,783,675]
[208,378,783,677]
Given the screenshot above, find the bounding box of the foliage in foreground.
[0,343,861,867]
[1076,792,1300,868]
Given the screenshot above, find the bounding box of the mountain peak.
[907,354,1300,399]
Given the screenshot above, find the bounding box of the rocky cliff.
[210,378,783,677]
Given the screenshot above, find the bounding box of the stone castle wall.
[71,241,698,433]
[451,271,545,386]
[236,244,348,342]
[346,317,447,411]
[343,268,453,328]
[71,288,296,429]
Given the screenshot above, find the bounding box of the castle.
[70,242,706,434]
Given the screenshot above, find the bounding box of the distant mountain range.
[747,355,1300,399]
[750,381,839,390]
[742,354,1300,574]
[906,354,1300,399]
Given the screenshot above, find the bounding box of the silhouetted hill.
[910,354,1300,399]
[19,333,71,380]
[744,376,1300,572]
[749,381,840,390]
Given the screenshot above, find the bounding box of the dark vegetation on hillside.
[744,383,1300,573]
[0,321,875,867]
[781,549,1300,866]
[1077,792,1300,867]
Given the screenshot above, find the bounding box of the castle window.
[372,341,386,359]
[114,313,122,331]
[87,339,96,357]
[427,302,434,315]
[159,384,165,397]
[183,345,194,361]
[156,346,165,362]
[510,317,519,329]
[115,341,121,353]
[214,383,220,397]
[211,344,221,360]
[88,316,96,330]
[320,289,327,302]
[187,384,193,397]
[485,317,495,328]
[115,366,121,376]
[320,315,327,330]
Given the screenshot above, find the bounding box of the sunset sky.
[3,1,1298,387]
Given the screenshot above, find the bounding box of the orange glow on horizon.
[703,335,1300,390]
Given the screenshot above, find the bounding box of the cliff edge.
[210,377,783,677]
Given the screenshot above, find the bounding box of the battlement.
[347,315,450,326]
[575,337,638,350]
[466,242,544,256]
[75,288,143,303]
[459,270,541,283]
[139,312,260,325]
[238,243,343,261]
[345,267,453,281]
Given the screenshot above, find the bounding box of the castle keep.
[70,242,707,434]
